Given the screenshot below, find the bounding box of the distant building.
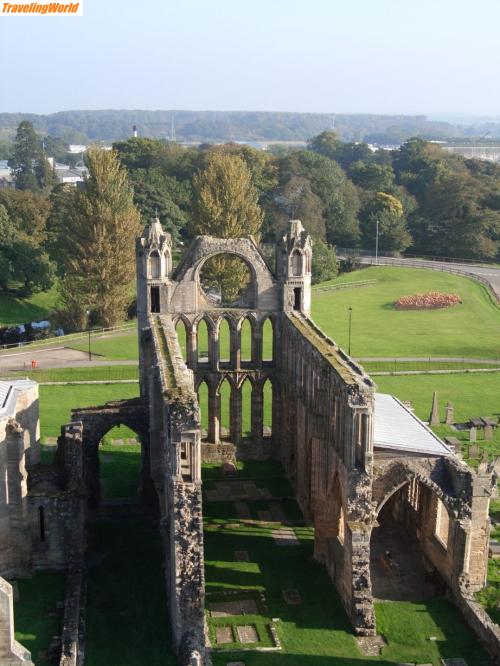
[0,160,15,189]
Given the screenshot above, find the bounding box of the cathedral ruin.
[0,219,498,665]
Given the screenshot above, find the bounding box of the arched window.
[197,319,209,364]
[219,378,232,440]
[39,506,46,542]
[240,318,252,363]
[148,251,161,279]
[263,379,273,437]
[241,378,253,439]
[291,250,303,276]
[262,318,274,362]
[218,318,231,364]
[175,319,188,362]
[197,381,209,438]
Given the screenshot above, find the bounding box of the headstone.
[445,402,454,425]
[221,461,237,476]
[234,550,250,562]
[282,589,302,605]
[469,427,477,442]
[469,443,479,458]
[429,391,439,425]
[489,541,500,558]
[440,659,468,666]
[484,424,493,440]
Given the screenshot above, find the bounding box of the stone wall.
[59,567,85,666]
[0,577,33,666]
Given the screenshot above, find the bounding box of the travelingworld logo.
[2,1,83,15]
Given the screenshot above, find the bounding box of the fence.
[360,358,500,374]
[0,322,136,354]
[0,365,139,384]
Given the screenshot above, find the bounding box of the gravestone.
[236,625,258,643]
[484,424,493,441]
[429,391,439,426]
[445,402,454,425]
[469,427,477,442]
[469,443,479,458]
[282,589,302,605]
[216,627,233,644]
[234,550,250,562]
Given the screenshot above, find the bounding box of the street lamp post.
[86,309,92,361]
[375,219,379,265]
[348,306,353,356]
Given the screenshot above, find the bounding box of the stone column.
[252,384,263,440]
[230,386,242,445]
[0,578,33,664]
[208,386,220,444]
[187,327,196,369]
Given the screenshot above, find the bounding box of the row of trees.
[2,121,500,329]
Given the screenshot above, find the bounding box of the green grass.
[14,573,65,666]
[69,330,138,360]
[39,383,140,439]
[2,365,138,383]
[364,360,500,373]
[374,372,500,423]
[204,462,490,666]
[99,438,141,499]
[0,284,59,326]
[311,266,500,359]
[85,521,176,666]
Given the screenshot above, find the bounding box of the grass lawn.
[14,573,65,666]
[85,521,176,666]
[311,266,500,359]
[374,372,500,423]
[99,437,141,499]
[0,284,59,327]
[39,383,139,439]
[6,365,138,383]
[203,462,490,666]
[68,330,138,360]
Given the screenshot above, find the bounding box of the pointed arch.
[175,318,189,362]
[291,249,303,276]
[262,377,273,436]
[240,317,253,363]
[196,317,210,364]
[218,377,232,440]
[241,377,253,439]
[262,317,274,362]
[197,379,209,438]
[148,250,162,279]
[218,317,231,364]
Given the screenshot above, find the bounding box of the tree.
[59,148,141,329]
[312,240,338,284]
[8,121,56,191]
[191,152,263,237]
[349,160,395,191]
[360,192,412,253]
[274,175,326,240]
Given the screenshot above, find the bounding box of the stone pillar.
[229,321,238,369]
[429,391,439,426]
[187,327,196,369]
[254,325,263,370]
[230,386,242,445]
[6,422,30,576]
[210,322,218,372]
[0,578,34,665]
[208,386,220,444]
[252,384,263,440]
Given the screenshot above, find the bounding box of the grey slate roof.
[374,393,452,456]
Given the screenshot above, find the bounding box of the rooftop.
[0,379,37,419]
[374,393,452,457]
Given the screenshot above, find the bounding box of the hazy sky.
[1,0,500,115]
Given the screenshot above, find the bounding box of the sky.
[1,0,500,116]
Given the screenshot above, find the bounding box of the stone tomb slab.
[235,502,251,519]
[236,625,259,644]
[226,662,245,666]
[273,527,300,546]
[210,599,259,617]
[216,626,234,644]
[234,550,250,562]
[356,635,387,656]
[257,510,273,522]
[441,660,468,666]
[282,588,302,605]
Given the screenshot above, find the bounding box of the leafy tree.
[8,121,56,191]
[273,175,326,240]
[349,160,395,191]
[312,240,338,284]
[59,148,141,328]
[360,192,412,253]
[191,152,263,237]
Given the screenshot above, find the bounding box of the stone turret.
[277,219,312,315]
[136,218,172,332]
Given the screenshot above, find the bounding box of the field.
[312,267,500,359]
[68,330,139,360]
[0,284,59,327]
[39,383,139,439]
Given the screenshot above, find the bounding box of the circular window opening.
[200,254,253,308]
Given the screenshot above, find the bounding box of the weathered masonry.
[0,217,496,666]
[136,216,495,654]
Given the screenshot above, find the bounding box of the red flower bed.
[395,292,461,310]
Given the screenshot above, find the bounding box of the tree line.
[1,121,499,330]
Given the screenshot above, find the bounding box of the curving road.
[350,255,500,302]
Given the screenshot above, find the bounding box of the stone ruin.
[0,218,497,665]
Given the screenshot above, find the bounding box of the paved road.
[349,255,500,301]
[0,346,137,373]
